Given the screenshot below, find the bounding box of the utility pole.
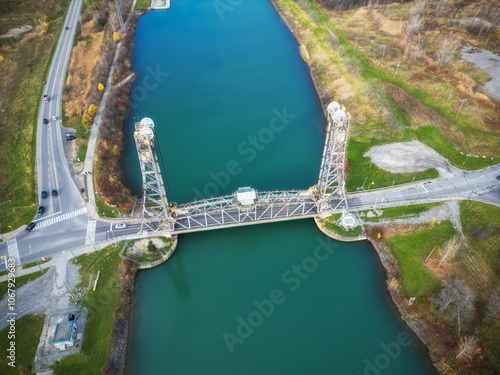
[393,61,401,78]
[456,99,467,118]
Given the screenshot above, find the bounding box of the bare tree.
[433,278,476,336]
[411,0,427,17]
[436,37,459,69]
[456,335,478,362]
[483,290,500,322]
[434,0,450,17]
[438,235,462,266]
[405,15,424,36]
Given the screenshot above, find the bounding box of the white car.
[52,115,57,121]
[115,223,127,229]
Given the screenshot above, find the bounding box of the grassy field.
[362,202,442,222]
[135,0,151,9]
[0,314,45,374]
[53,244,123,374]
[385,221,456,297]
[0,270,47,300]
[276,0,499,194]
[0,0,70,232]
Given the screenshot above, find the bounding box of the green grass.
[385,221,457,297]
[0,0,70,232]
[53,244,123,375]
[0,270,47,300]
[22,257,51,270]
[362,202,442,222]
[323,214,364,238]
[0,314,45,374]
[135,0,151,9]
[410,126,494,170]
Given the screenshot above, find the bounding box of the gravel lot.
[0,252,80,331]
[364,140,465,178]
[461,46,500,101]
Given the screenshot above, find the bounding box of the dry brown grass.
[358,7,403,37]
[64,21,104,117]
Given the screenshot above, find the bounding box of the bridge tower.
[316,101,351,212]
[134,118,172,232]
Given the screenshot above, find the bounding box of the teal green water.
[125,1,435,374]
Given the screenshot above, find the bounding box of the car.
[43,94,49,103]
[115,223,128,229]
[52,189,58,197]
[497,175,500,180]
[52,115,57,121]
[65,26,69,30]
[41,191,47,199]
[66,135,76,141]
[66,132,75,137]
[37,206,45,216]
[43,118,49,124]
[26,222,36,232]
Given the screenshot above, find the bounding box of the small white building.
[236,187,257,206]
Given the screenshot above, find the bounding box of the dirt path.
[0,253,80,330]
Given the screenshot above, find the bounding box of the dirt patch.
[0,24,32,38]
[358,7,402,36]
[365,140,450,173]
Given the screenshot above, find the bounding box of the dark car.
[41,191,47,199]
[497,175,500,180]
[43,118,49,124]
[38,206,45,216]
[52,189,58,197]
[66,135,76,141]
[26,222,36,232]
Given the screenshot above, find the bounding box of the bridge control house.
[236,187,257,206]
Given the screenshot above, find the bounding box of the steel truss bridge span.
[172,190,325,233]
[135,101,351,234]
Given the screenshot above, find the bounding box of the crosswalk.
[7,238,21,266]
[85,219,97,245]
[35,207,88,230]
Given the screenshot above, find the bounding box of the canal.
[124,0,436,374]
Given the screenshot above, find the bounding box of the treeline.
[93,12,138,212]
